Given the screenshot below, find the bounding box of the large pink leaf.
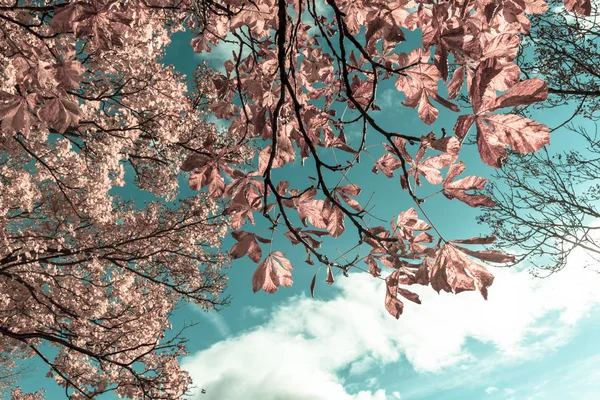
[443,163,495,207]
[476,120,508,167]
[489,78,548,112]
[454,114,476,140]
[337,184,361,197]
[564,0,592,15]
[477,114,550,165]
[452,245,515,264]
[366,256,381,278]
[0,91,35,134]
[326,205,345,238]
[396,208,431,233]
[481,34,520,61]
[451,235,497,245]
[181,154,210,172]
[385,270,405,319]
[252,251,294,294]
[430,244,495,299]
[37,96,79,134]
[372,153,401,178]
[412,153,456,186]
[398,287,421,304]
[206,166,225,197]
[524,0,550,13]
[340,193,362,212]
[447,66,465,99]
[325,265,335,284]
[230,231,266,263]
[298,199,327,229]
[417,95,438,125]
[469,59,503,114]
[54,59,85,90]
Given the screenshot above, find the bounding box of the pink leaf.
[470,59,503,114]
[490,78,548,111]
[181,154,210,172]
[230,231,263,263]
[38,96,79,134]
[476,119,508,167]
[478,114,550,164]
[398,287,421,304]
[452,245,515,263]
[524,0,550,13]
[481,34,520,61]
[443,166,495,207]
[0,91,35,134]
[366,256,381,278]
[326,206,345,238]
[252,251,294,294]
[454,114,476,140]
[340,193,363,212]
[337,184,361,197]
[447,67,465,99]
[372,153,402,178]
[451,235,497,245]
[417,95,439,125]
[385,270,404,319]
[298,199,327,229]
[564,0,592,15]
[430,244,495,299]
[326,265,334,285]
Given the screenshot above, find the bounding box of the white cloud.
[365,377,378,388]
[377,89,403,111]
[190,306,231,338]
[183,245,600,399]
[532,354,600,399]
[392,391,401,399]
[243,305,267,318]
[504,388,516,395]
[532,380,549,391]
[349,355,377,376]
[486,387,499,394]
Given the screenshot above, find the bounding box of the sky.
[15,5,600,400]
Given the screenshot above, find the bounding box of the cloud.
[182,245,600,399]
[243,305,267,318]
[392,392,401,399]
[486,387,499,394]
[532,380,549,391]
[522,354,600,400]
[190,306,231,338]
[377,89,403,111]
[504,388,516,395]
[182,278,391,399]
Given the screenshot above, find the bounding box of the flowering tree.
[0,1,246,398]
[183,0,590,317]
[0,0,592,398]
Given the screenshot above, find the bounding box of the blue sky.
[16,7,600,399]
